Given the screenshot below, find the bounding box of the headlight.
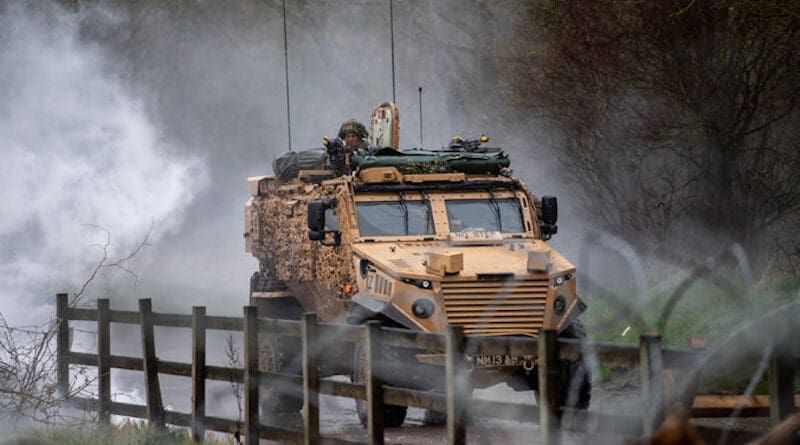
[553,295,566,315]
[553,273,572,286]
[411,299,435,319]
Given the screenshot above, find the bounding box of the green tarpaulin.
[272,148,510,180]
[351,149,509,175]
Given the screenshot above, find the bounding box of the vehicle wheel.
[558,320,591,409]
[259,335,303,414]
[352,341,408,427]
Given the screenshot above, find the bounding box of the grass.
[583,276,798,346]
[5,421,234,445]
[581,274,799,393]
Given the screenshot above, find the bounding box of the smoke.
[47,0,515,314]
[0,3,206,325]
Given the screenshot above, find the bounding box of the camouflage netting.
[251,182,355,321]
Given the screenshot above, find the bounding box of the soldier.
[326,119,369,174]
[338,119,369,152]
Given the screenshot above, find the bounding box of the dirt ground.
[258,381,776,444]
[260,382,626,445]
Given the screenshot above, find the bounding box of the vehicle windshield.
[446,198,524,233]
[356,200,435,237]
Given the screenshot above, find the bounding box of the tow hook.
[523,359,535,371]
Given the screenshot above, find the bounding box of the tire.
[352,341,408,428]
[259,335,303,414]
[507,368,539,392]
[558,320,592,409]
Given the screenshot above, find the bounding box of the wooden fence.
[55,294,799,444]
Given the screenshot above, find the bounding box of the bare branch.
[0,223,152,425]
[73,221,153,306]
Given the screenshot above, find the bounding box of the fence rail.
[56,294,798,444]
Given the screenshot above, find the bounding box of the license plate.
[472,354,524,367]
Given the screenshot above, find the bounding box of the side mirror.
[540,196,558,240]
[307,198,341,246]
[541,196,558,225]
[307,200,327,232]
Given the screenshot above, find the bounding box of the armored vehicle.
[244,102,590,425]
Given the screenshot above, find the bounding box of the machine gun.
[446,134,491,152]
[323,136,349,175]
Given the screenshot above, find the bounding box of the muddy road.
[256,381,640,444]
[262,385,555,444]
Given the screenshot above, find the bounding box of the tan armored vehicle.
[244,102,589,424]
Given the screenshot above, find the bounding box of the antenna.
[389,0,396,103]
[418,86,423,148]
[282,0,292,151]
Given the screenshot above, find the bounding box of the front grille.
[441,279,549,337]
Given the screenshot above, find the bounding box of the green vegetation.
[6,421,232,445]
[583,277,798,347]
[583,275,799,393]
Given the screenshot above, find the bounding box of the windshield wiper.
[510,193,523,227]
[420,190,434,234]
[487,190,502,231]
[397,192,410,235]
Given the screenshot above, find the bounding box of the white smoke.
[0,3,206,326]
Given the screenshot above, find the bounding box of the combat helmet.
[338,119,368,139]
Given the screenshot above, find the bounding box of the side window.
[325,207,339,231]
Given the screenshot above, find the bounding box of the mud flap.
[250,296,304,320]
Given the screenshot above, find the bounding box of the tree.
[531,0,800,266]
[0,225,151,424]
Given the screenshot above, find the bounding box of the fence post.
[538,329,561,445]
[365,321,384,444]
[192,306,207,443]
[302,313,320,445]
[768,352,796,426]
[97,298,111,424]
[243,305,259,445]
[56,293,70,398]
[139,298,165,428]
[446,324,466,445]
[640,333,665,437]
